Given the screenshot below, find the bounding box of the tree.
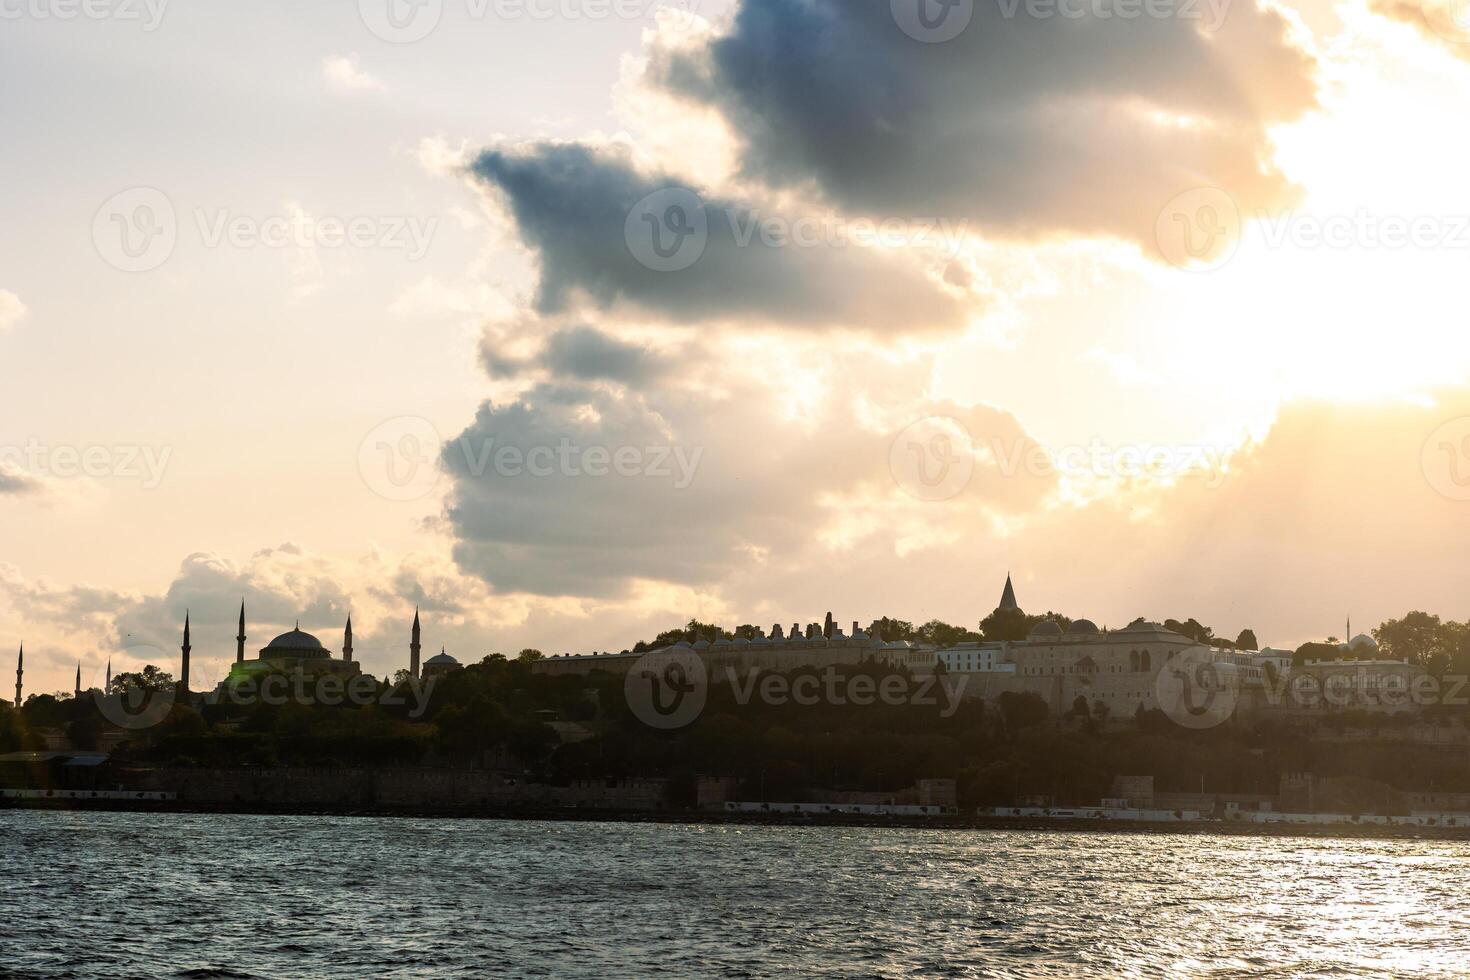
[110,665,174,695]
[998,691,1049,731]
[915,620,978,649]
[1164,618,1215,645]
[517,649,545,663]
[1235,629,1259,651]
[979,608,1029,642]
[867,618,916,642]
[1375,612,1452,671]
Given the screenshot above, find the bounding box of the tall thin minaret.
[410,608,422,679]
[236,600,247,664]
[13,645,21,709]
[180,611,192,693]
[74,662,82,699]
[106,657,112,693]
[343,615,354,663]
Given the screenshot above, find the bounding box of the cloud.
[0,290,27,333]
[441,356,1055,597]
[322,53,386,95]
[1371,0,1470,59]
[467,141,976,333]
[646,0,1317,250]
[0,466,44,497]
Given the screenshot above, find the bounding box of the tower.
[997,573,1019,612]
[13,645,21,709]
[180,611,192,693]
[236,600,247,664]
[343,615,354,663]
[106,657,112,693]
[410,608,421,679]
[74,663,81,699]
[823,611,834,639]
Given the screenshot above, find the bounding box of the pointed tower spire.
[236,600,247,664]
[75,662,82,699]
[13,645,21,710]
[106,657,112,693]
[997,573,1019,612]
[410,607,422,679]
[343,614,354,663]
[180,611,192,694]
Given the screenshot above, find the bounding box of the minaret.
[74,663,82,698]
[343,615,354,663]
[236,600,247,664]
[180,611,192,694]
[14,645,22,709]
[106,658,112,693]
[410,608,421,679]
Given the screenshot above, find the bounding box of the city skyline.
[5,0,1470,698]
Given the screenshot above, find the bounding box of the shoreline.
[7,800,1470,842]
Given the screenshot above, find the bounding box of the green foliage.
[1236,629,1259,651]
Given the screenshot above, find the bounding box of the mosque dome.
[1029,619,1064,638]
[261,628,331,660]
[692,639,710,651]
[1068,619,1100,635]
[1348,634,1379,653]
[425,651,460,667]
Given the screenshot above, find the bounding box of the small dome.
[1029,619,1063,638]
[425,651,459,666]
[1348,633,1379,652]
[692,639,710,650]
[1068,619,1099,635]
[674,640,693,649]
[732,637,750,647]
[712,638,732,649]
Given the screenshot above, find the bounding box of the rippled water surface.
[4,811,1469,978]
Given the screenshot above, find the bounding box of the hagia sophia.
[6,604,465,708]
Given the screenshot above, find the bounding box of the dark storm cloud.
[540,325,668,385]
[649,0,1317,246]
[468,142,972,332]
[0,468,43,496]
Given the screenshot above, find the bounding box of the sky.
[3,0,1470,697]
